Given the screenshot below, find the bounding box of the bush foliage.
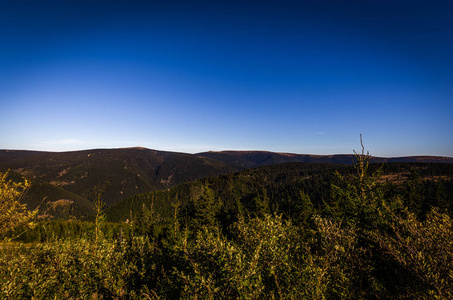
[0,171,37,241]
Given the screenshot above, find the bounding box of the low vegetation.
[1,144,453,299]
[0,171,37,242]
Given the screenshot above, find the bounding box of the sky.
[0,0,452,157]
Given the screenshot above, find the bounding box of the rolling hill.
[1,147,452,220]
[196,151,453,168]
[0,148,236,219]
[0,149,49,164]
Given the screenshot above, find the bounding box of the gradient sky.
[1,0,452,157]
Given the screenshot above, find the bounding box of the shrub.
[0,171,37,241]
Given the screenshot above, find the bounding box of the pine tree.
[191,184,222,231]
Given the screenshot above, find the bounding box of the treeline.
[15,162,453,244]
[107,162,453,233]
[10,220,129,243]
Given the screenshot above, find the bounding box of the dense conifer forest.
[1,147,453,299]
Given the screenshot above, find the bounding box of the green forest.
[1,148,453,299]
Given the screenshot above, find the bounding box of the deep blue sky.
[1,0,452,156]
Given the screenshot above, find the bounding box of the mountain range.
[197,150,453,168]
[1,147,452,220]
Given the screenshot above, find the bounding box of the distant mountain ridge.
[0,149,50,163]
[1,148,452,220]
[196,150,453,169]
[0,148,236,218]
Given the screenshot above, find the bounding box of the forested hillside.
[105,161,453,228]
[1,148,451,220]
[0,148,236,218]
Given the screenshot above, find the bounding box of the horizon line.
[1,146,452,159]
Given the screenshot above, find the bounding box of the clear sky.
[1,0,452,157]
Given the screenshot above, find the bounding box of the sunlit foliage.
[0,171,37,241]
